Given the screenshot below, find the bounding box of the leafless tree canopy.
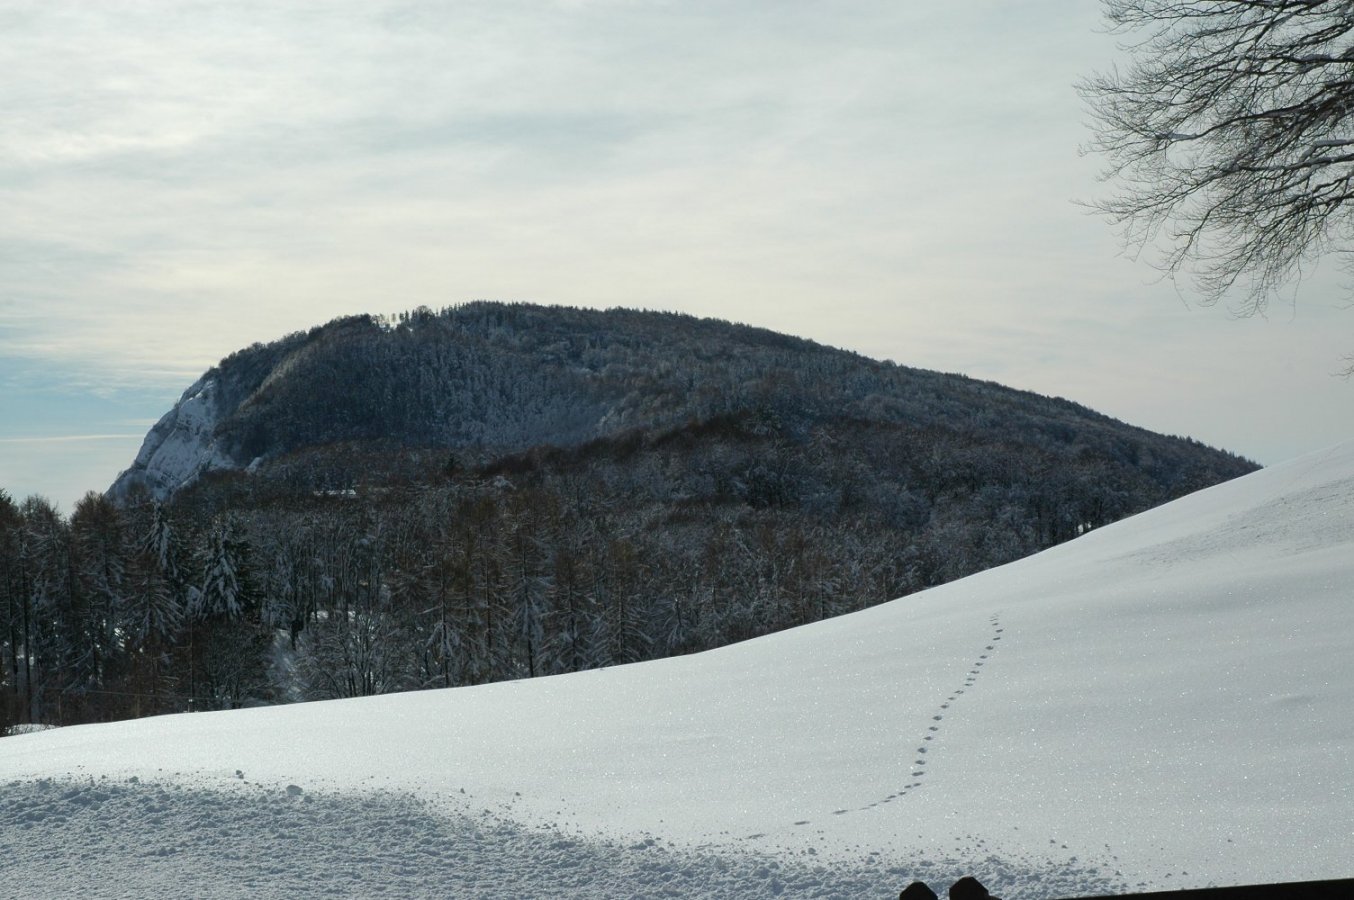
[1082,1,1354,313]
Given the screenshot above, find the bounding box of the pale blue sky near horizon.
[3,0,1351,514]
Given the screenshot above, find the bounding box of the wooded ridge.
[1,303,1256,729]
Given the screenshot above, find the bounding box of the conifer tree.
[193,516,246,621]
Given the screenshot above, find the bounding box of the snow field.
[0,777,1118,899]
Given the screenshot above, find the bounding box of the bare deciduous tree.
[1081,1,1354,316]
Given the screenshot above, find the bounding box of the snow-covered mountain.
[7,442,1350,899]
[107,374,235,502]
[105,303,1253,505]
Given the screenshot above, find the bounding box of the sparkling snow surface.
[5,443,1353,898]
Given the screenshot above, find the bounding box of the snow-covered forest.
[1,304,1256,730]
[3,438,1349,898]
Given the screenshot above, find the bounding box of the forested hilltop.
[2,303,1255,729]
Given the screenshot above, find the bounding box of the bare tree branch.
[1081,0,1354,314]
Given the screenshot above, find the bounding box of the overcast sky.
[3,0,1351,514]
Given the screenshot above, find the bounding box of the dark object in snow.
[950,875,1001,900]
[900,880,939,900]
[1055,876,1354,899]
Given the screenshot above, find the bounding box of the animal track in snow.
[863,614,1007,811]
[792,614,1008,824]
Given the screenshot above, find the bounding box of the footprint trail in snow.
[857,613,1005,813]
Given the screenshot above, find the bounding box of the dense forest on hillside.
[2,304,1256,730]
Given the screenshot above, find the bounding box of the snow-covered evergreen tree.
[192,517,246,621]
[144,501,180,584]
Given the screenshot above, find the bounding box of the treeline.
[3,404,1255,732]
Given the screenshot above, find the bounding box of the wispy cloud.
[1,1,1118,384]
[0,434,147,444]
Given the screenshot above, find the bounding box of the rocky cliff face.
[108,375,236,501]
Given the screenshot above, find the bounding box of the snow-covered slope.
[5,443,1352,899]
[107,375,235,500]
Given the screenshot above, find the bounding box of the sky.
[2,0,1351,514]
